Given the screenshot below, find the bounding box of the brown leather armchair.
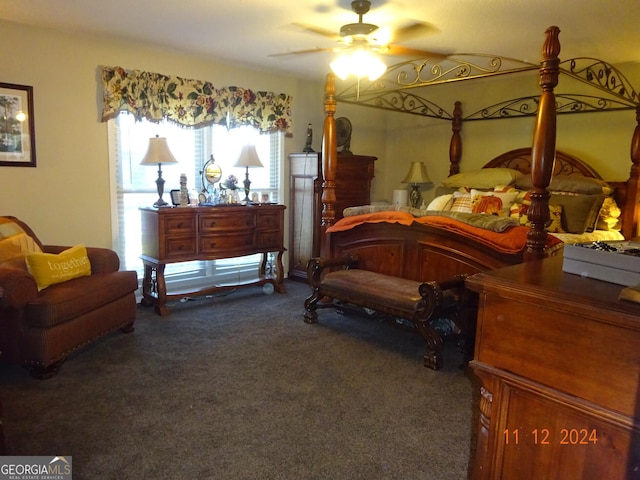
[0,216,138,378]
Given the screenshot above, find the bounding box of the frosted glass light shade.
[330,49,387,81]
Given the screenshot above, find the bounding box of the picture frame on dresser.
[170,189,188,206]
[0,82,36,167]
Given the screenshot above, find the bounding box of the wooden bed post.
[320,73,338,257]
[526,26,560,259]
[449,101,463,176]
[621,105,640,240]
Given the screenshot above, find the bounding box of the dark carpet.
[0,280,477,479]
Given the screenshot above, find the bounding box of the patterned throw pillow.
[510,198,564,233]
[0,232,42,262]
[0,218,43,264]
[471,189,518,216]
[449,191,473,213]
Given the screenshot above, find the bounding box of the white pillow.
[426,194,453,211]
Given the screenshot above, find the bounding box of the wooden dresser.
[140,204,286,315]
[288,152,376,281]
[466,256,640,479]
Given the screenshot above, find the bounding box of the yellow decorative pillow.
[25,244,91,290]
[0,231,42,263]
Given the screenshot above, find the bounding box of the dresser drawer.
[198,212,255,232]
[165,237,197,258]
[163,214,196,234]
[257,212,282,230]
[199,233,255,254]
[256,230,282,249]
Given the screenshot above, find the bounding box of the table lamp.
[140,135,178,207]
[234,144,264,203]
[402,161,431,208]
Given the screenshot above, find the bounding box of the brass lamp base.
[409,185,422,209]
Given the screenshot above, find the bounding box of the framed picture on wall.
[0,82,36,167]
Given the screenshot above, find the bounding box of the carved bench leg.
[303,289,322,324]
[414,321,444,370]
[423,350,443,370]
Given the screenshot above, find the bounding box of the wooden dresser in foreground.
[466,256,640,480]
[140,204,286,315]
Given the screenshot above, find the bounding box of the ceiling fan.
[272,0,443,60]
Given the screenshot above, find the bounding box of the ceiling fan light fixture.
[330,48,387,81]
[330,54,352,80]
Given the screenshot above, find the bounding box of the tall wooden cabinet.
[288,152,376,281]
[466,256,640,480]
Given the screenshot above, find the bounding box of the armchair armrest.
[43,245,120,274]
[0,266,38,309]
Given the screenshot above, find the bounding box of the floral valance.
[101,66,292,134]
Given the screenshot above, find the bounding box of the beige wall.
[3,19,639,251]
[0,20,325,248]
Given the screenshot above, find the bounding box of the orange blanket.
[326,212,563,255]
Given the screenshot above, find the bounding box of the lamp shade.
[402,161,431,185]
[140,136,178,165]
[234,145,264,168]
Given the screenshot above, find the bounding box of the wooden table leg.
[140,260,170,316]
[153,264,170,316]
[273,249,287,293]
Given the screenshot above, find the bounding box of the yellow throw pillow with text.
[25,244,91,290]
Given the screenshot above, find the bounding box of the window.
[110,113,283,289]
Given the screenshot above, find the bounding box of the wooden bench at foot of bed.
[303,255,474,370]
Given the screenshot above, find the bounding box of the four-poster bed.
[318,26,640,281]
[321,27,640,262]
[305,26,640,367]
[308,25,640,476]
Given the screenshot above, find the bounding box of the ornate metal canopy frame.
[334,54,640,121]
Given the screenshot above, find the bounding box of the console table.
[140,204,286,315]
[466,256,640,479]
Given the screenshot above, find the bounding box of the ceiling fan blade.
[392,21,439,43]
[292,22,340,40]
[385,44,447,59]
[269,47,335,58]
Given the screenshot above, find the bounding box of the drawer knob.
[210,242,216,248]
[178,222,184,228]
[209,221,216,227]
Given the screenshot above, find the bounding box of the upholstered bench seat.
[317,269,429,316]
[304,256,469,370]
